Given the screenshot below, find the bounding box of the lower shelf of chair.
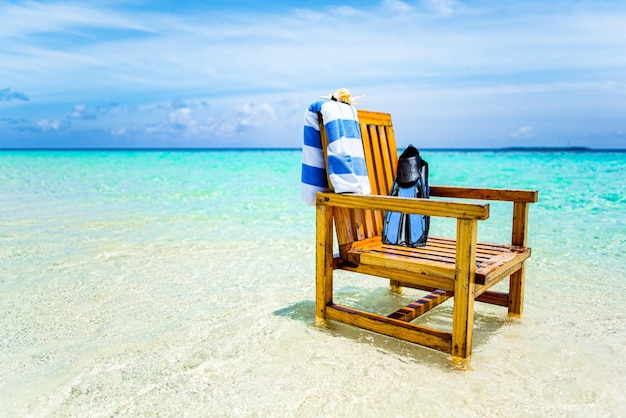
[342,236,530,287]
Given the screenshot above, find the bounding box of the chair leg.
[451,275,475,369]
[316,204,334,327]
[510,202,529,318]
[390,280,403,294]
[508,262,526,318]
[451,219,477,368]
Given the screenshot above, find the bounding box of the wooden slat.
[339,263,456,292]
[383,124,398,175]
[388,289,454,321]
[316,193,490,220]
[359,120,377,189]
[480,249,530,285]
[379,149,395,198]
[430,185,539,203]
[476,291,509,306]
[351,209,367,241]
[391,281,449,294]
[375,245,457,265]
[327,304,452,353]
[356,250,457,280]
[361,208,377,238]
[367,124,395,198]
[364,124,386,195]
[357,110,393,126]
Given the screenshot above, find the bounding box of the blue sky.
[1,0,625,149]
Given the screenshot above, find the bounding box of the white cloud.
[510,126,534,139]
[169,107,195,128]
[37,119,60,131]
[68,103,97,120]
[237,103,276,129]
[70,104,85,118]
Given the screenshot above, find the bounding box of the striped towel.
[301,99,371,205]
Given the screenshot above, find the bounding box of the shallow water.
[1,150,624,417]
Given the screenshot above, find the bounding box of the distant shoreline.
[0,146,624,152]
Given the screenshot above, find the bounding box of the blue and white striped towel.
[301,99,371,205]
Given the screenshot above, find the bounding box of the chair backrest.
[319,110,399,252]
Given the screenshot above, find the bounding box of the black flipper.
[382,145,430,247]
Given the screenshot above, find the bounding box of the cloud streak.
[3,1,624,95]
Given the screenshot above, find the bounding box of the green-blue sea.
[1,149,624,417]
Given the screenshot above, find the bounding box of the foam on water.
[0,150,624,416]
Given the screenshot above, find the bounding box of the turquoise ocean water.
[1,149,624,416]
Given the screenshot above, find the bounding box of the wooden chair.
[315,110,538,368]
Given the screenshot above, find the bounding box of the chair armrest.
[316,192,489,220]
[430,185,538,203]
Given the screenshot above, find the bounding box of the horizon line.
[1,146,625,152]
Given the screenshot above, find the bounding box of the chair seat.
[345,236,531,287]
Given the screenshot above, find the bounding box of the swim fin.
[382,145,430,247]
